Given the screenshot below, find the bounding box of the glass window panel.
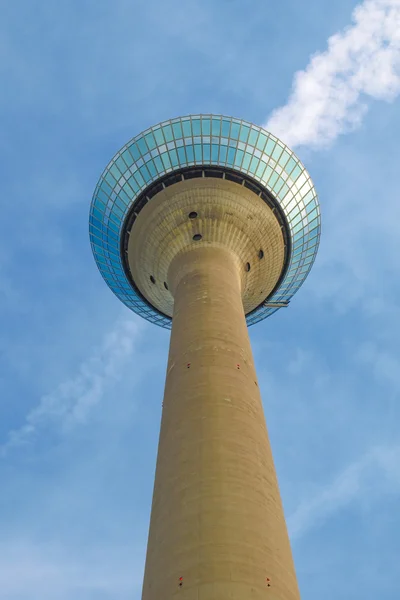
[92,207,103,221]
[272,144,283,161]
[177,146,187,163]
[194,144,202,162]
[264,138,275,155]
[172,122,183,139]
[278,183,289,200]
[211,144,219,161]
[248,155,259,174]
[144,132,157,150]
[239,124,250,143]
[153,128,165,146]
[128,143,141,161]
[201,118,211,135]
[227,146,236,165]
[278,150,290,168]
[256,160,267,178]
[291,164,302,180]
[306,198,317,213]
[219,145,228,162]
[242,152,252,171]
[248,128,258,146]
[90,216,103,231]
[284,156,296,175]
[221,120,231,137]
[182,119,192,137]
[268,171,279,188]
[145,159,157,178]
[161,152,171,169]
[192,119,201,136]
[127,176,139,193]
[262,165,273,182]
[307,207,318,222]
[162,124,173,142]
[256,133,268,151]
[185,144,195,162]
[136,137,148,155]
[169,148,179,167]
[133,170,145,187]
[234,149,244,167]
[110,163,122,181]
[139,164,151,183]
[230,122,240,140]
[94,198,106,213]
[122,149,134,167]
[105,172,117,188]
[115,156,127,174]
[203,144,211,162]
[212,118,221,136]
[153,155,164,173]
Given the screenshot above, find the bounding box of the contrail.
[265,0,400,148]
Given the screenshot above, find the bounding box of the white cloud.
[265,0,400,148]
[1,317,143,455]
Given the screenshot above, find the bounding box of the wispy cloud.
[288,443,400,540]
[265,0,400,148]
[1,317,143,455]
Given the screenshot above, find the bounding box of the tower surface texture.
[89,115,321,600]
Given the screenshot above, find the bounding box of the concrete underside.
[127,178,286,318]
[132,182,300,599]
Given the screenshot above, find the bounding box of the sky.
[0,0,400,598]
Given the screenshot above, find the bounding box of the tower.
[89,115,320,599]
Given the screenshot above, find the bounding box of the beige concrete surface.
[127,178,285,318]
[140,244,300,600]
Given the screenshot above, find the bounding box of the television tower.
[89,115,320,599]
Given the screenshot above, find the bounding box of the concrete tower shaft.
[141,244,300,600]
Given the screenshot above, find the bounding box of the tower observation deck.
[89,115,320,600]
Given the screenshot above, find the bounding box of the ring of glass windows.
[89,115,321,329]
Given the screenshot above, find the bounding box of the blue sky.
[1,1,400,598]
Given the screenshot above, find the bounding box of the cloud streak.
[265,0,400,148]
[1,317,142,455]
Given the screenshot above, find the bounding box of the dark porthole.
[164,281,169,290]
[189,211,198,219]
[193,234,202,241]
[258,249,264,259]
[245,262,251,272]
[150,275,156,284]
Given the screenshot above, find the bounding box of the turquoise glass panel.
[248,128,258,146]
[227,147,236,165]
[201,118,211,135]
[192,119,201,135]
[162,124,173,142]
[203,144,211,162]
[169,149,179,167]
[230,122,240,140]
[239,125,250,143]
[139,164,151,183]
[144,132,157,150]
[219,145,228,162]
[212,119,221,135]
[177,146,187,163]
[121,149,134,167]
[194,144,202,162]
[128,143,141,161]
[185,144,195,162]
[153,128,165,145]
[234,149,244,167]
[256,133,267,151]
[242,152,252,171]
[221,120,231,137]
[211,144,219,161]
[265,138,275,155]
[172,122,183,139]
[136,137,148,155]
[153,155,164,173]
[182,120,192,137]
[160,152,171,169]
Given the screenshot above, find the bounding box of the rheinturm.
[89,115,321,599]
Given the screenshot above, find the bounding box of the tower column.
[141,245,300,600]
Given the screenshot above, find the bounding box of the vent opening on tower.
[193,234,202,241]
[258,249,264,259]
[189,211,198,219]
[245,262,251,272]
[164,281,169,290]
[150,275,156,284]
